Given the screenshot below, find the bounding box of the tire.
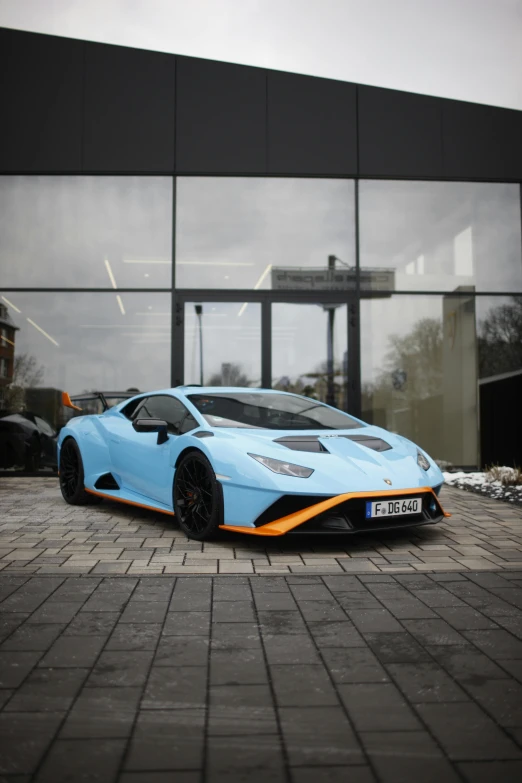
[59,438,101,506]
[173,451,223,541]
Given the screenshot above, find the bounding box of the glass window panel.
[0,176,173,287]
[361,295,479,467]
[360,181,522,293]
[183,302,261,386]
[0,292,171,471]
[477,296,522,379]
[272,303,348,411]
[176,178,355,290]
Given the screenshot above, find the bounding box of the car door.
[107,394,197,506]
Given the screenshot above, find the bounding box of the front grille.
[291,491,443,534]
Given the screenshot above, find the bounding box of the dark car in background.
[0,410,58,471]
[0,390,140,472]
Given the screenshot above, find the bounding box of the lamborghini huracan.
[57,386,448,540]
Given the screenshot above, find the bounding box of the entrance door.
[172,294,360,415]
[178,301,262,388]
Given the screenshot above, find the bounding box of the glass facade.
[1,175,521,472]
[176,178,356,289]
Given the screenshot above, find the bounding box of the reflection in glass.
[360,181,522,292]
[476,296,522,379]
[183,302,261,387]
[176,178,355,289]
[0,176,173,287]
[361,295,479,467]
[0,292,171,471]
[272,303,348,411]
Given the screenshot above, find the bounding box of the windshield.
[187,392,363,431]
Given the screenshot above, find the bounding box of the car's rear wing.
[62,392,82,411]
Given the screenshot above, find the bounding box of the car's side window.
[121,398,146,420]
[134,395,198,435]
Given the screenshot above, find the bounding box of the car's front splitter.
[219,486,449,537]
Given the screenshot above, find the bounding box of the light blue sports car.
[58,387,448,541]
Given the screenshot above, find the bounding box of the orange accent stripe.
[62,391,82,411]
[85,488,175,516]
[219,487,446,537]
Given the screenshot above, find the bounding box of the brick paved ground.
[1,478,522,782]
[1,478,521,575]
[1,571,522,781]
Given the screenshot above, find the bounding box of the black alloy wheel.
[173,451,223,540]
[59,438,100,505]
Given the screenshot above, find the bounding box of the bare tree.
[478,298,522,378]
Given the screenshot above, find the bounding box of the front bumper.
[219,486,449,537]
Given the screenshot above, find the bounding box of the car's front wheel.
[173,451,223,540]
[59,438,100,505]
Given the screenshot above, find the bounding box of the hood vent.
[274,434,391,453]
[273,436,329,453]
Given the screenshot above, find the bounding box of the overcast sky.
[0,0,521,110]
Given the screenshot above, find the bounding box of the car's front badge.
[383,478,392,485]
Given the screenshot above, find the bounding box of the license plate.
[365,497,422,519]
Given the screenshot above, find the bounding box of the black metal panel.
[479,374,522,468]
[0,27,83,172]
[358,86,443,178]
[83,42,175,172]
[443,101,522,180]
[176,56,266,173]
[267,71,357,175]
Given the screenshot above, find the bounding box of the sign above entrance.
[271,267,395,292]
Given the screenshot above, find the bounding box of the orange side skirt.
[219,486,450,537]
[85,488,175,516]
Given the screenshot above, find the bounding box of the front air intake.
[94,473,120,490]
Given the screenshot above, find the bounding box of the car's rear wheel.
[173,451,223,540]
[59,438,100,505]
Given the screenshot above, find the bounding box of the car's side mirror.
[132,418,169,445]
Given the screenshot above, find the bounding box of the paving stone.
[212,622,261,650]
[120,775,200,783]
[401,619,468,645]
[143,666,207,710]
[416,702,522,760]
[208,684,277,735]
[0,611,30,642]
[463,629,522,659]
[263,633,321,665]
[258,611,308,636]
[252,591,298,610]
[386,661,468,702]
[0,651,42,687]
[458,760,522,783]
[499,659,522,682]
[34,738,125,782]
[347,608,404,633]
[361,730,461,783]
[290,768,376,783]
[27,602,84,624]
[0,712,63,775]
[39,636,105,668]
[321,647,389,683]
[270,663,338,706]
[298,599,348,622]
[64,611,120,636]
[364,632,432,663]
[279,706,364,766]
[339,682,421,731]
[1,623,65,651]
[60,686,141,738]
[212,601,255,622]
[154,635,210,667]
[307,620,365,648]
[210,647,268,685]
[125,709,205,770]
[105,622,162,651]
[206,734,286,783]
[163,612,210,636]
[435,606,500,630]
[5,667,88,712]
[465,679,522,727]
[87,650,154,687]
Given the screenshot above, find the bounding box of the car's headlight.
[248,453,314,478]
[417,449,430,471]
